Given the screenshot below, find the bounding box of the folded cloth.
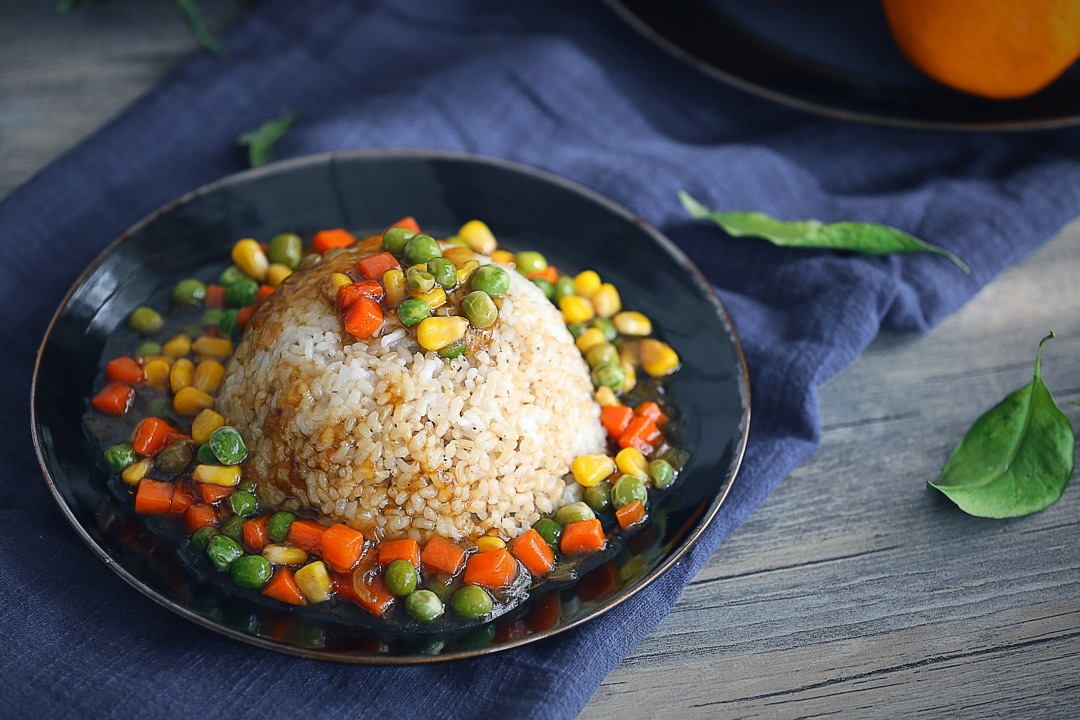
[3,1,1080,718]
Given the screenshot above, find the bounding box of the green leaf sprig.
[236,112,298,168]
[930,332,1076,518]
[680,191,970,274]
[58,0,226,57]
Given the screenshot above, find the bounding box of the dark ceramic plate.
[31,149,749,663]
[605,0,1080,131]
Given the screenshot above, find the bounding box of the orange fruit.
[882,0,1080,100]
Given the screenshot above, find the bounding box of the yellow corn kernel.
[192,335,233,359]
[169,357,194,393]
[192,463,242,487]
[191,408,226,444]
[614,311,652,336]
[162,334,192,359]
[571,453,616,487]
[409,285,447,309]
[382,268,407,308]
[594,385,621,407]
[121,459,152,486]
[416,316,469,351]
[592,283,621,318]
[330,272,353,290]
[442,246,476,267]
[620,355,637,393]
[490,249,515,266]
[231,238,269,281]
[475,536,506,553]
[455,260,480,286]
[262,544,308,566]
[458,219,498,254]
[193,359,225,394]
[142,358,172,391]
[573,270,602,298]
[616,447,649,478]
[173,386,214,417]
[265,263,293,287]
[640,338,680,377]
[559,295,594,325]
[295,561,333,603]
[575,327,607,354]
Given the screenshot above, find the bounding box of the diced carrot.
[529,591,561,632]
[337,281,384,311]
[287,519,327,555]
[260,611,298,640]
[106,356,144,385]
[389,216,421,234]
[600,405,634,441]
[312,228,357,254]
[91,382,134,416]
[355,252,400,281]
[618,415,662,455]
[243,515,270,552]
[134,478,174,515]
[560,519,606,555]
[263,567,307,606]
[184,503,220,533]
[634,401,666,425]
[462,547,518,589]
[420,536,467,576]
[378,537,420,567]
[162,430,190,447]
[257,284,275,303]
[350,554,395,617]
[197,483,234,504]
[508,528,555,577]
[340,295,383,339]
[615,499,647,531]
[321,523,367,572]
[576,561,619,602]
[526,265,558,284]
[168,483,195,515]
[132,417,172,456]
[205,283,225,309]
[236,304,257,328]
[494,619,529,643]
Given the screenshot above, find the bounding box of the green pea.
[196,442,217,464]
[206,534,244,571]
[406,267,436,294]
[565,322,587,339]
[191,526,217,551]
[555,501,596,525]
[584,481,613,513]
[156,441,194,474]
[229,490,259,519]
[172,278,207,308]
[553,275,575,301]
[384,559,419,597]
[585,342,620,369]
[134,341,161,357]
[589,317,618,342]
[427,257,458,290]
[406,589,444,622]
[128,306,163,335]
[230,554,272,589]
[225,277,259,308]
[217,308,240,337]
[649,459,676,489]
[460,623,496,649]
[591,362,627,392]
[238,480,257,494]
[531,277,554,299]
[515,250,548,276]
[612,475,648,509]
[268,233,303,269]
[103,443,136,473]
[148,397,173,417]
[532,518,563,550]
[438,340,467,359]
[267,511,297,543]
[397,298,431,327]
[209,426,247,465]
[403,234,442,265]
[470,265,510,298]
[202,309,224,329]
[219,516,245,544]
[381,226,415,256]
[218,265,246,286]
[461,290,498,329]
[451,585,493,618]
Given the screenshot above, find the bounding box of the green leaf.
[679,191,970,274]
[930,333,1076,518]
[172,0,227,57]
[236,112,298,168]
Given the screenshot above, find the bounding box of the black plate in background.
[31,149,750,663]
[605,0,1080,131]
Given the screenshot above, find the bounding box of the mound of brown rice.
[217,246,606,543]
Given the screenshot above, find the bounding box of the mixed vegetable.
[89,217,685,628]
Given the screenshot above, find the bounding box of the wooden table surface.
[5,2,1079,717]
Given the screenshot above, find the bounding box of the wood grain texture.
[3,3,1078,718]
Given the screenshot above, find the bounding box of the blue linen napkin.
[4,1,1080,718]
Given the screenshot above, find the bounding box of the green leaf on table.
[237,112,298,168]
[171,0,227,57]
[679,191,970,274]
[930,332,1076,518]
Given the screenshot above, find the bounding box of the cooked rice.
[217,245,606,543]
